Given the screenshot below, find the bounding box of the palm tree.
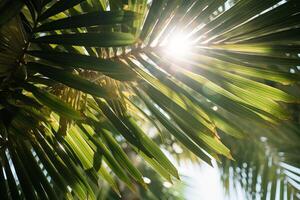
[0,0,299,199]
[220,130,300,200]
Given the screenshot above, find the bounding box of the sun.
[163,33,192,58]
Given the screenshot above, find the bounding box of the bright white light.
[67,185,72,192]
[290,68,295,74]
[212,106,218,111]
[143,177,151,184]
[172,143,183,154]
[164,33,191,58]
[163,181,173,188]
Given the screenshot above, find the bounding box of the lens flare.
[164,33,191,58]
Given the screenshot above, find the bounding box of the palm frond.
[0,0,299,199]
[219,127,300,200]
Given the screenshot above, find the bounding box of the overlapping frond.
[0,0,299,199]
[220,130,300,200]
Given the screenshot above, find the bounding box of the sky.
[177,161,245,200]
[160,149,247,200]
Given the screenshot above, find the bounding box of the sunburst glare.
[164,33,192,58]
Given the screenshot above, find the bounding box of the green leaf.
[122,116,179,179]
[38,0,85,21]
[17,141,59,200]
[76,124,135,191]
[31,32,136,47]
[0,0,23,27]
[8,144,37,200]
[142,83,232,159]
[98,166,121,197]
[192,48,300,84]
[139,0,167,42]
[26,51,137,81]
[35,11,139,32]
[99,128,145,187]
[138,151,172,183]
[26,62,109,97]
[1,150,20,200]
[94,98,152,156]
[22,82,82,120]
[136,88,213,164]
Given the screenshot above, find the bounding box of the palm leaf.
[0,0,299,199]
